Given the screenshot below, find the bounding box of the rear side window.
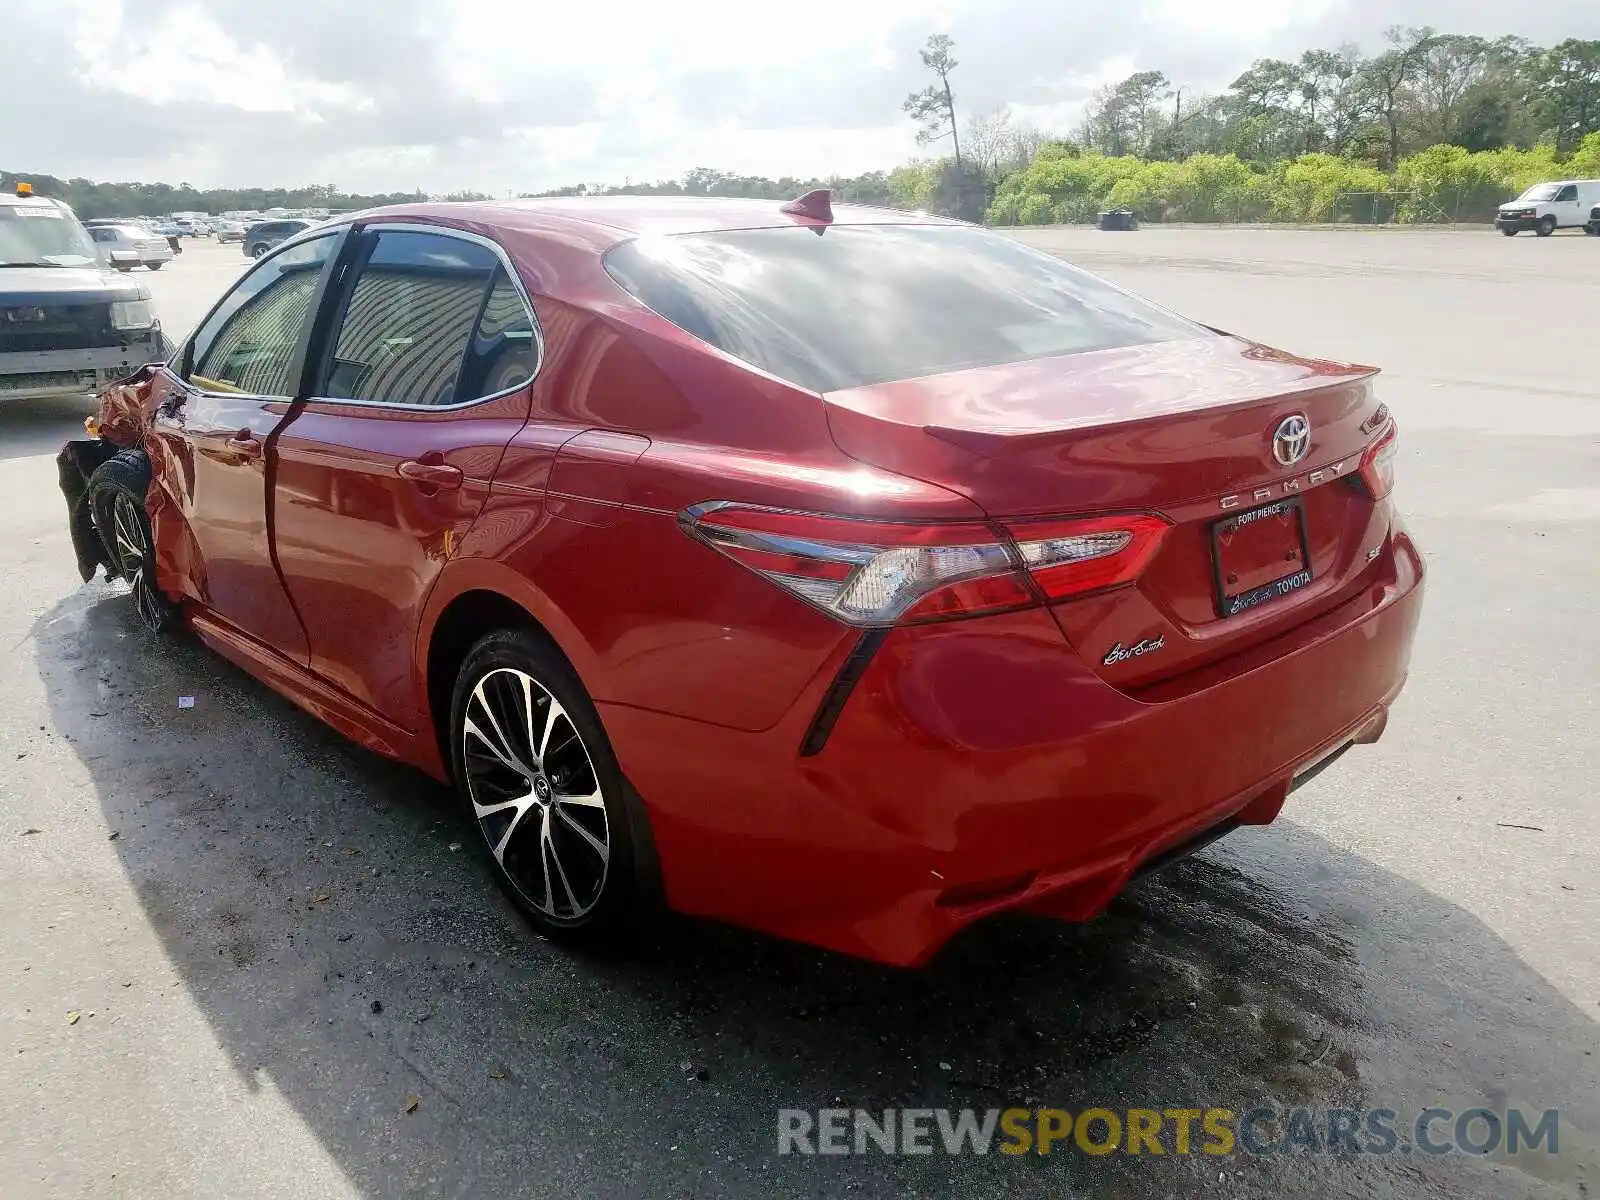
[454,268,539,400]
[604,224,1204,392]
[318,229,522,407]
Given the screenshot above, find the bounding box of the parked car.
[57,195,1423,966]
[213,220,246,243]
[1495,179,1600,236]
[1,186,168,405]
[242,218,312,257]
[146,221,185,254]
[86,223,174,271]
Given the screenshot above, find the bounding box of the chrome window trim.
[300,219,546,413]
[184,228,345,400]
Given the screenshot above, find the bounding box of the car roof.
[0,193,69,212]
[341,195,964,246]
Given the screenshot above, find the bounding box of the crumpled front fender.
[94,364,164,446]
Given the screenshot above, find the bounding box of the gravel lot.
[2,230,1595,1199]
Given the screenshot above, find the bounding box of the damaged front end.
[57,365,164,582]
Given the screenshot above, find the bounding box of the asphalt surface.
[2,231,1596,1199]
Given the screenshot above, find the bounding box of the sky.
[5,0,1596,194]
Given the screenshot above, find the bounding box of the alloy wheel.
[460,667,611,922]
[111,493,166,633]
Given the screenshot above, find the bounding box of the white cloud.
[4,0,1597,192]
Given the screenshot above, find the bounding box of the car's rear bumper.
[603,523,1425,966]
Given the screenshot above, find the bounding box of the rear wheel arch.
[417,569,604,774]
[425,590,562,771]
[423,586,664,917]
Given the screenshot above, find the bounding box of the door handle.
[397,459,463,491]
[227,431,263,459]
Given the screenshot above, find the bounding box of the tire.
[87,449,175,634]
[1536,215,1557,237]
[449,629,646,945]
[115,265,133,273]
[1585,225,1598,236]
[147,262,163,271]
[1501,225,1518,237]
[249,242,269,258]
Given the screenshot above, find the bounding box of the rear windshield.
[603,224,1204,392]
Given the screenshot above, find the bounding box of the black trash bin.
[1096,209,1140,231]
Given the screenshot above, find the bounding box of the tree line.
[0,176,431,221]
[539,27,1600,224]
[1072,29,1599,166]
[5,29,1596,227]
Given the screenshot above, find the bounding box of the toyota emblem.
[1272,414,1311,466]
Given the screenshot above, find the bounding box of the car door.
[88,226,113,267]
[144,229,345,662]
[269,224,539,729]
[1554,184,1580,226]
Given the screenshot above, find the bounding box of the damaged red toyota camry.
[58,194,1423,966]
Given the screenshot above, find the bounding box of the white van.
[1495,179,1600,236]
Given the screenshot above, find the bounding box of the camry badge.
[1272,414,1311,466]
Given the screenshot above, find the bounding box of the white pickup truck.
[0,187,171,403]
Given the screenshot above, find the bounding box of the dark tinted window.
[319,229,504,406]
[604,224,1205,392]
[454,268,539,400]
[189,233,337,395]
[1555,184,1578,201]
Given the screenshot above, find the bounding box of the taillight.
[681,502,1170,627]
[1357,421,1399,499]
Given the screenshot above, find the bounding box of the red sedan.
[58,194,1423,966]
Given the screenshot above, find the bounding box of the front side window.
[604,224,1205,393]
[318,229,525,406]
[188,233,337,396]
[1555,185,1578,202]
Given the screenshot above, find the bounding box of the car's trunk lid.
[822,334,1390,686]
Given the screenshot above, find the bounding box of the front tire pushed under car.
[87,449,174,634]
[449,629,645,946]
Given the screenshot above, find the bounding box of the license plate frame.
[1211,497,1313,618]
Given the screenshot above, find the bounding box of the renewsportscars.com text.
[777,1106,1560,1157]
